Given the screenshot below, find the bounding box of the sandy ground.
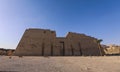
[0,56,120,72]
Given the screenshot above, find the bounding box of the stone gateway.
[15,28,104,56]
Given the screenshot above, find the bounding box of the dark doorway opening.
[51,43,53,56]
[79,42,82,56]
[42,42,44,56]
[71,45,74,55]
[60,41,65,56]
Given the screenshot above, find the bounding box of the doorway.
[60,41,65,56]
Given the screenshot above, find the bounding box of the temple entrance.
[79,42,82,56]
[51,43,53,56]
[42,43,44,56]
[60,41,65,56]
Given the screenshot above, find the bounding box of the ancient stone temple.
[15,28,103,56]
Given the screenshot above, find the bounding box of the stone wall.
[15,28,103,56]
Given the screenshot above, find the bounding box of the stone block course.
[15,28,103,56]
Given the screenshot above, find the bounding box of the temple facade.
[15,28,103,56]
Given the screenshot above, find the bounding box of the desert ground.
[0,56,120,72]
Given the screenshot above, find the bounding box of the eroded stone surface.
[15,28,104,56]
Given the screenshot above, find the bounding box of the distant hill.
[0,48,15,56]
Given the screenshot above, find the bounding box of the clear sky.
[0,0,120,49]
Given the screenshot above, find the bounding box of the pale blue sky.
[0,0,120,49]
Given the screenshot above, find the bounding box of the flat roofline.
[26,28,98,39]
[26,28,56,32]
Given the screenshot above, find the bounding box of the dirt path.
[0,56,120,72]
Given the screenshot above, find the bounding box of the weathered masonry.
[15,28,103,56]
